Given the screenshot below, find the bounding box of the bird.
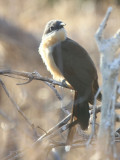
[39,20,101,147]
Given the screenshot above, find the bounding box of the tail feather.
[73,91,90,130]
[66,91,90,147]
[74,101,90,130]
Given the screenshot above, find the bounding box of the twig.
[86,88,101,146]
[31,102,120,146]
[34,114,71,143]
[90,103,120,115]
[0,69,69,88]
[0,69,67,105]
[4,74,28,81]
[16,77,33,85]
[37,126,47,134]
[45,82,63,101]
[36,71,63,101]
[1,68,120,158]
[4,117,75,160]
[0,79,38,138]
[1,149,25,160]
[0,108,13,122]
[95,7,112,42]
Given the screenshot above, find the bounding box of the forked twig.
[0,69,69,88]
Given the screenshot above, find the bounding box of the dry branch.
[0,78,38,138]
[95,7,120,159]
[0,68,120,159]
[0,69,69,88]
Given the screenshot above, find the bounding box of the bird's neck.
[41,28,67,48]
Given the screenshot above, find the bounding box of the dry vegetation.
[0,0,120,160]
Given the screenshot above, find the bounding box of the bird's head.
[43,20,66,35]
[42,20,67,46]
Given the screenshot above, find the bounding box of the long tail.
[74,100,90,130]
[66,91,90,147]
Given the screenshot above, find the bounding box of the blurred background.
[0,0,120,159]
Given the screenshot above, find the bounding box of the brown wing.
[52,38,98,103]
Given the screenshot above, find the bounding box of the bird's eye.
[50,26,54,31]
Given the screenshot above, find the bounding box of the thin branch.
[0,69,69,106]
[45,81,63,101]
[16,77,33,85]
[34,114,71,143]
[95,7,112,42]
[1,149,25,160]
[36,71,63,101]
[1,69,120,158]
[0,69,69,88]
[86,88,101,146]
[34,102,120,145]
[4,74,28,80]
[6,118,77,160]
[0,79,38,137]
[0,108,13,122]
[90,103,120,115]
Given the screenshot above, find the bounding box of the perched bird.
[39,20,101,146]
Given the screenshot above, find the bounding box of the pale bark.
[95,7,120,159]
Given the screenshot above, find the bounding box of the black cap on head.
[44,20,66,35]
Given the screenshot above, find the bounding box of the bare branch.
[0,108,13,122]
[36,71,63,101]
[35,102,120,145]
[95,6,120,159]
[0,79,38,138]
[86,88,101,146]
[95,7,112,42]
[0,68,120,159]
[0,69,69,88]
[16,77,33,85]
[34,114,71,144]
[90,103,120,115]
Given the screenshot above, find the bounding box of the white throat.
[38,28,67,82]
[42,28,67,47]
